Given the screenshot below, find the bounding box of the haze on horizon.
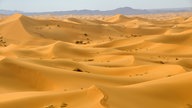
[0,0,191,12]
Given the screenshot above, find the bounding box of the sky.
[0,0,192,12]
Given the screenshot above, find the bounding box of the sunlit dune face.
[0,12,192,108]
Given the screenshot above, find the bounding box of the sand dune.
[0,13,192,108]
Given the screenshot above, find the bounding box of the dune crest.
[0,13,192,108]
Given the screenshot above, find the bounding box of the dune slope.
[0,13,192,108]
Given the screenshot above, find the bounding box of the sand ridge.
[0,13,192,108]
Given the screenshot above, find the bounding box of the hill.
[1,7,192,15]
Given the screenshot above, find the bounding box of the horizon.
[1,6,192,13]
[0,0,191,12]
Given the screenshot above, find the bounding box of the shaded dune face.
[0,13,192,108]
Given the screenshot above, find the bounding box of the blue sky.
[0,0,191,12]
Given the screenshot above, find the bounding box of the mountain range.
[0,7,192,15]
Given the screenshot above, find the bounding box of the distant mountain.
[147,7,192,14]
[0,7,192,15]
[26,7,149,15]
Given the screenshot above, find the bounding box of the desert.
[0,12,192,108]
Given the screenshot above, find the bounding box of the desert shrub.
[159,61,165,64]
[84,33,88,36]
[75,40,83,44]
[57,25,60,27]
[87,59,94,61]
[0,36,7,47]
[73,68,83,72]
[44,104,55,108]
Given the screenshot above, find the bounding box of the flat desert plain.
[0,13,192,108]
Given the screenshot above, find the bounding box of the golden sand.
[0,13,192,108]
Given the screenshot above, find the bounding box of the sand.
[0,13,192,108]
